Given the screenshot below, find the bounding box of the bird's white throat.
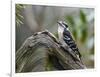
[58,25,64,41]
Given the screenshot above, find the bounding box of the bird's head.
[57,21,68,29]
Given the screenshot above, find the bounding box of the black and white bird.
[57,21,81,59]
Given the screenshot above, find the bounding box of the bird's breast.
[58,26,63,41]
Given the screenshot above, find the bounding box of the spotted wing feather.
[63,28,81,58]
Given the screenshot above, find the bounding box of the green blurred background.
[16,4,94,68]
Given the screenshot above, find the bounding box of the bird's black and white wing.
[63,28,81,58]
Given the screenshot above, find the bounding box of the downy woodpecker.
[57,21,81,59]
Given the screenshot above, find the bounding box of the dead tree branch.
[16,30,86,73]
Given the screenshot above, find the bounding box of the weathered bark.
[16,30,86,73]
